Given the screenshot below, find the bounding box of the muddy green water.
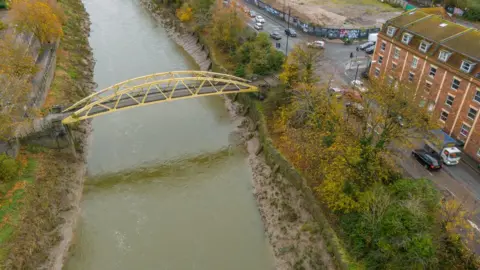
[64,0,273,269]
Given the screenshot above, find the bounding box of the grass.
[0,157,37,263]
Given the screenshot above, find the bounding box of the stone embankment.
[140,1,335,269]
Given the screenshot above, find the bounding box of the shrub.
[0,154,20,183]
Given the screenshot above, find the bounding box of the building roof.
[386,8,480,61]
[383,8,480,78]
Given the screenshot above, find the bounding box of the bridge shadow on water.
[84,145,245,191]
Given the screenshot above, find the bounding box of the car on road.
[307,40,325,49]
[365,46,375,55]
[270,31,282,40]
[255,15,265,24]
[411,149,442,170]
[350,79,367,92]
[285,28,297,37]
[359,41,375,50]
[253,22,263,30]
[249,10,256,17]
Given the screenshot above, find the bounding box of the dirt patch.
[260,0,402,27]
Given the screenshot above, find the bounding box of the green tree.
[210,0,245,53]
[279,44,323,86]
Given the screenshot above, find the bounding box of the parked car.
[249,10,256,17]
[365,46,375,55]
[307,40,325,49]
[350,79,367,92]
[411,149,442,170]
[270,31,282,40]
[255,15,265,24]
[254,23,263,30]
[285,28,297,37]
[359,41,375,50]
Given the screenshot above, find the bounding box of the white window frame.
[374,67,380,77]
[429,65,437,77]
[393,47,400,59]
[380,41,386,52]
[402,33,413,44]
[475,88,480,103]
[387,26,396,37]
[419,41,431,53]
[460,60,475,73]
[467,107,478,120]
[411,56,419,69]
[438,50,451,62]
[408,72,415,82]
[451,77,461,90]
[378,55,383,64]
[440,110,449,122]
[460,123,471,137]
[425,81,432,92]
[445,94,455,107]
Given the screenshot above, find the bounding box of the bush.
[0,21,7,31]
[0,154,20,183]
[234,64,246,78]
[463,7,480,21]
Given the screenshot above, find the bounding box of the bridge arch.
[62,71,258,124]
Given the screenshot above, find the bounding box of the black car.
[270,31,282,40]
[411,149,442,170]
[285,28,297,37]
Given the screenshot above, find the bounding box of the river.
[64,0,273,269]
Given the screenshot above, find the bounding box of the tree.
[10,0,64,44]
[210,0,245,53]
[176,3,193,22]
[279,44,323,86]
[0,35,38,77]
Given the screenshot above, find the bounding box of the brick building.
[369,8,480,162]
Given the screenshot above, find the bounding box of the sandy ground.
[260,0,402,27]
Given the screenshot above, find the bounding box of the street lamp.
[285,7,291,55]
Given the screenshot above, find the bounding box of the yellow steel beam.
[62,72,257,124]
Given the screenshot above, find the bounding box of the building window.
[378,56,383,64]
[467,107,478,120]
[374,68,380,77]
[428,102,435,112]
[380,41,386,51]
[411,57,418,69]
[419,41,431,53]
[394,47,400,59]
[475,89,480,103]
[460,123,471,137]
[408,72,415,82]
[440,110,449,122]
[402,33,413,44]
[451,78,461,90]
[387,26,396,37]
[425,81,432,92]
[429,66,437,77]
[445,95,455,106]
[392,63,397,70]
[460,60,475,73]
[438,50,451,62]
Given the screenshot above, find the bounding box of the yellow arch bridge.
[61,71,258,124]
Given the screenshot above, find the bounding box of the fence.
[244,0,381,39]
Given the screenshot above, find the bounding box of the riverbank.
[139,1,335,269]
[0,0,95,268]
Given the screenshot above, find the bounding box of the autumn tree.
[210,0,245,53]
[0,35,38,77]
[279,44,323,87]
[176,3,193,22]
[10,0,64,44]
